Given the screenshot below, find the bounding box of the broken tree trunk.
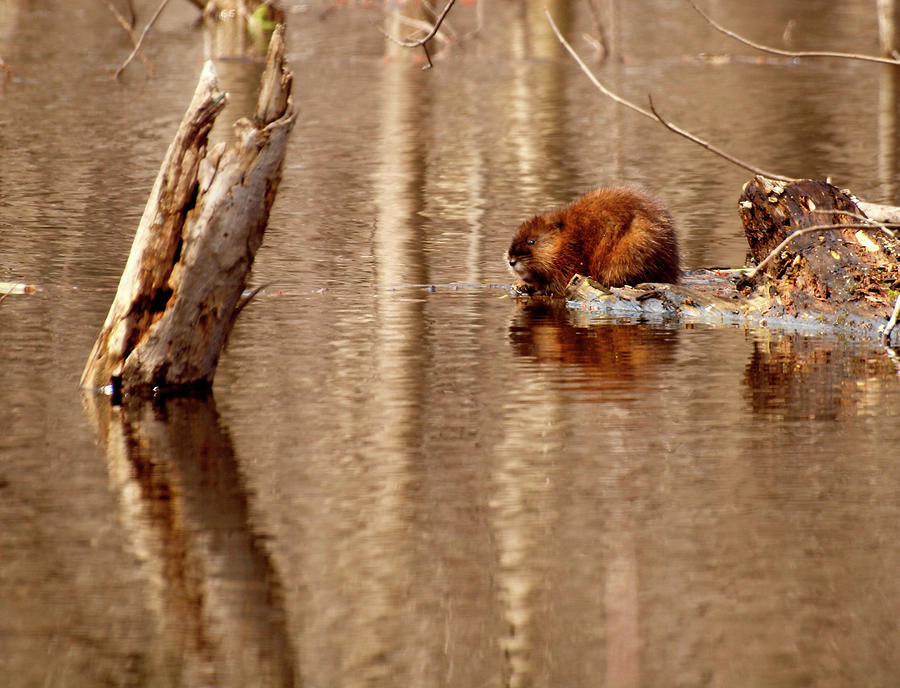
[738,176,900,315]
[81,25,295,397]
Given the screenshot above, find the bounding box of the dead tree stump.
[739,175,900,316]
[81,25,295,397]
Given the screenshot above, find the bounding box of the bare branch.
[382,0,457,70]
[647,95,793,182]
[114,0,171,80]
[748,222,897,279]
[233,283,272,321]
[690,0,900,67]
[818,209,900,232]
[543,10,795,182]
[100,0,154,74]
[423,0,458,41]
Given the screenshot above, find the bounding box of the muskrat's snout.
[507,253,530,283]
[506,241,528,268]
[506,248,523,271]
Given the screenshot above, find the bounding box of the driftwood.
[557,177,900,346]
[81,25,295,397]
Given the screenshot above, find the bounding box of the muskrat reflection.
[508,300,679,395]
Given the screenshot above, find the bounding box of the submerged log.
[81,25,295,397]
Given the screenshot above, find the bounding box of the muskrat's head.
[506,214,565,292]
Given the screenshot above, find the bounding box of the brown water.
[2,1,900,686]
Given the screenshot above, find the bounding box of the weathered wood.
[740,177,864,274]
[81,25,295,396]
[738,176,900,313]
[561,270,900,345]
[859,200,900,225]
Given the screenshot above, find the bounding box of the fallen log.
[562,270,895,342]
[81,25,295,397]
[556,177,900,346]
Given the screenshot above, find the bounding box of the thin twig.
[114,0,170,80]
[882,292,900,345]
[100,0,154,74]
[647,95,793,182]
[233,283,272,320]
[101,0,135,31]
[690,0,900,67]
[423,0,458,41]
[748,222,896,279]
[544,10,794,183]
[392,0,456,47]
[0,284,19,306]
[816,209,899,236]
[382,0,457,70]
[0,56,10,81]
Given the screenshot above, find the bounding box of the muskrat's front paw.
[511,283,536,297]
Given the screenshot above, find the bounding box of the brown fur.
[506,187,680,296]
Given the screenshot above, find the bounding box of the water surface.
[2,1,900,686]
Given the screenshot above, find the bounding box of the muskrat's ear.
[553,219,564,230]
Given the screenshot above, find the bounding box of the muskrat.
[506,187,680,296]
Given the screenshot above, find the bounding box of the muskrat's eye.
[527,239,535,246]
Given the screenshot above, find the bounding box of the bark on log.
[81,25,295,397]
[738,176,900,314]
[560,267,900,345]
